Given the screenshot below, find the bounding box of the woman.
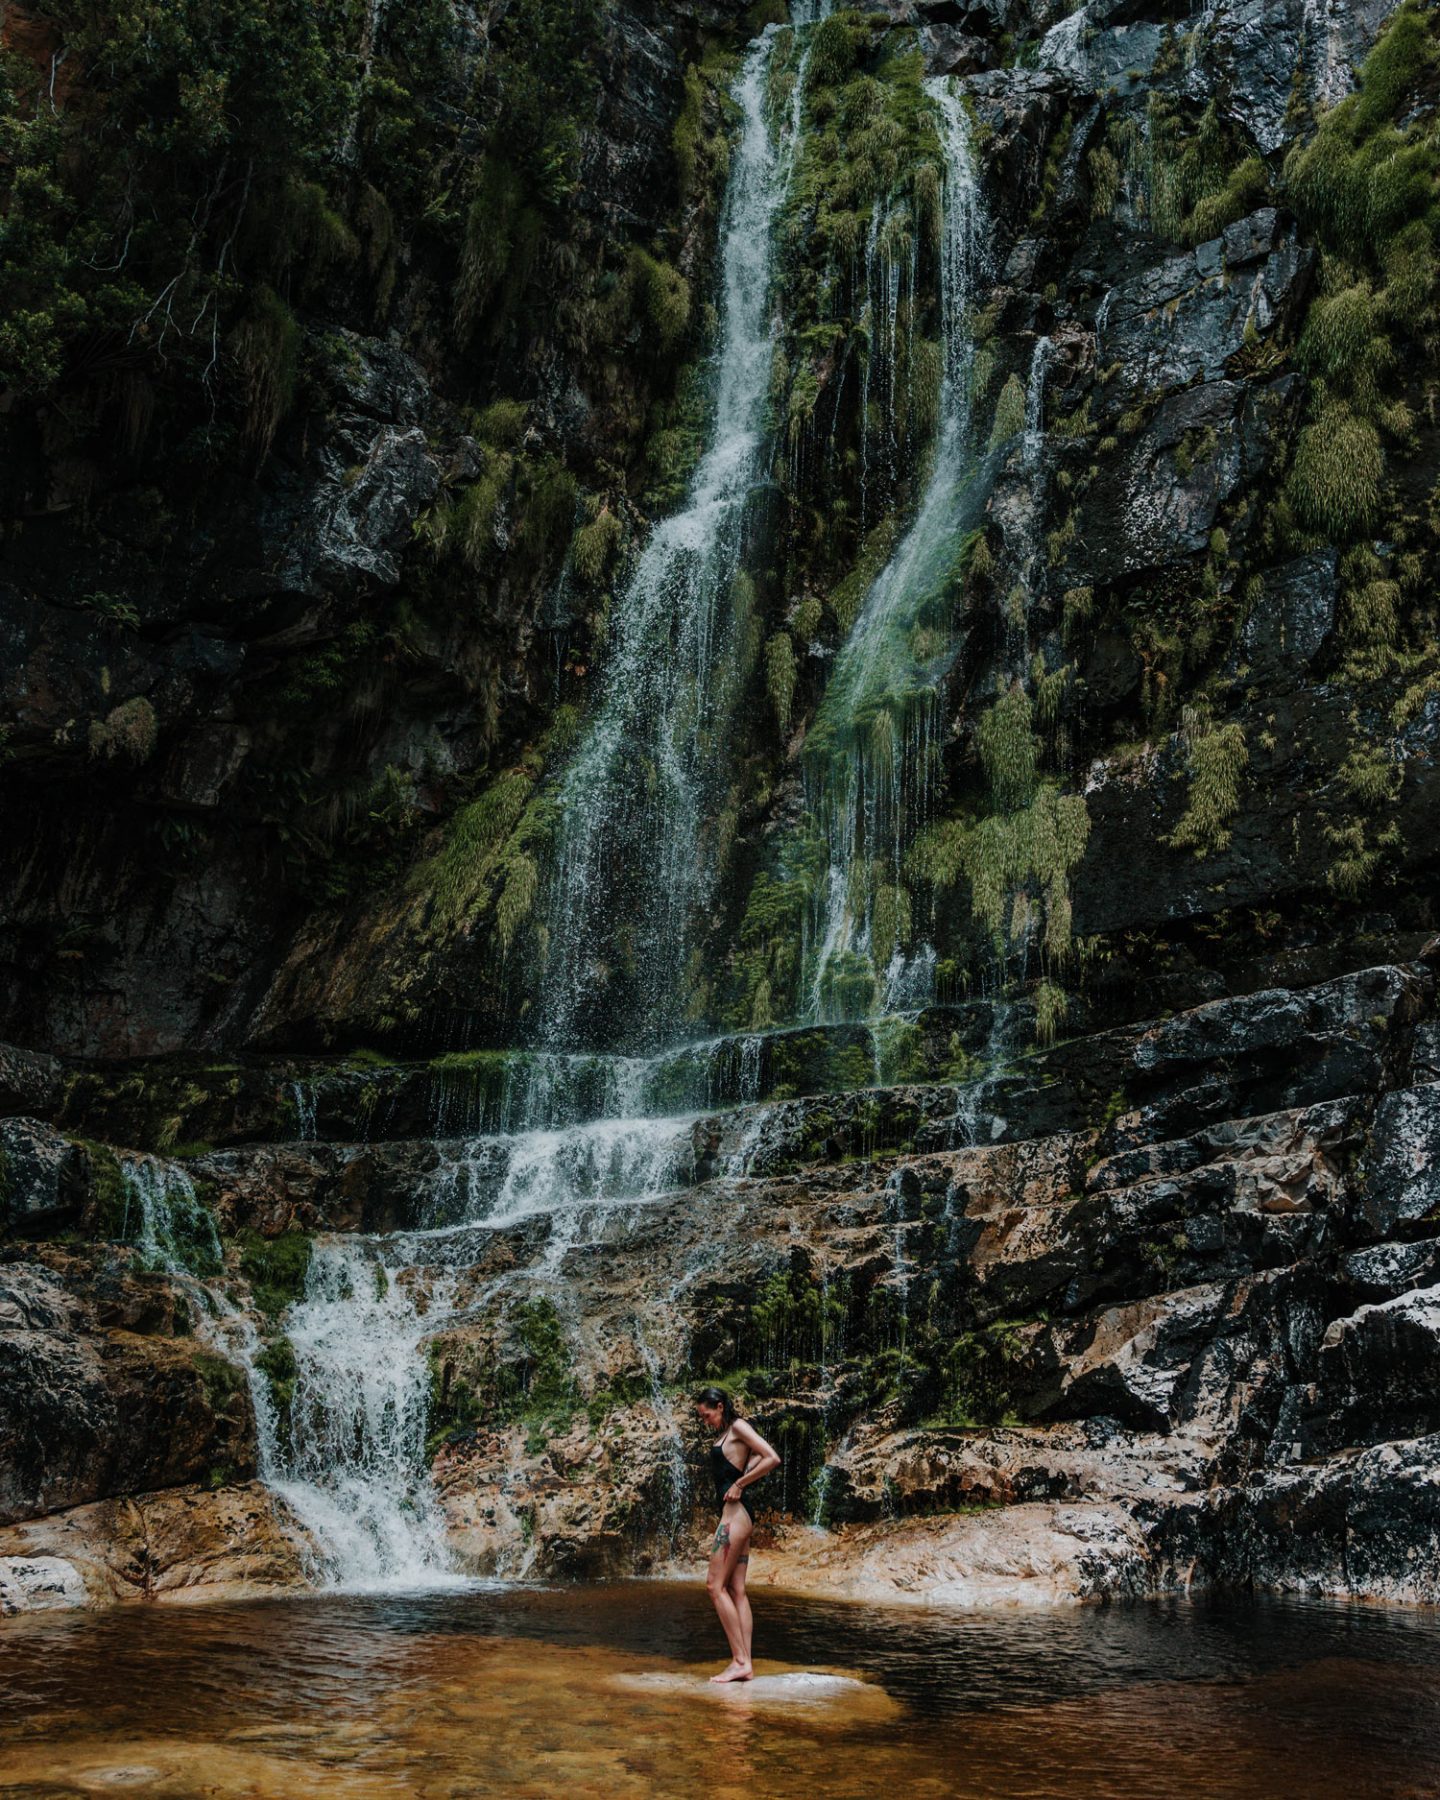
[695,1387,781,1683]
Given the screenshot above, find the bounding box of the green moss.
[231,285,300,458]
[747,1265,850,1365]
[1286,1,1438,264]
[629,248,692,351]
[454,156,539,335]
[1325,817,1399,898]
[810,13,860,86]
[1088,144,1122,219]
[1166,717,1248,857]
[674,64,708,204]
[765,633,798,731]
[1337,740,1402,808]
[238,1230,313,1320]
[495,852,539,954]
[255,1336,298,1454]
[1111,93,1270,246]
[977,685,1038,811]
[418,766,535,931]
[1274,0,1439,614]
[88,696,158,765]
[193,1350,246,1413]
[927,1319,1030,1428]
[571,505,622,584]
[911,783,1090,949]
[1033,979,1068,1046]
[475,399,528,449]
[76,1140,130,1240]
[1062,586,1094,642]
[828,517,902,634]
[497,1298,580,1451]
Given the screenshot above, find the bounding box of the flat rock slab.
[609,1667,901,1717]
[747,1502,1151,1608]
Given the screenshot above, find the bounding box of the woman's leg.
[727,1545,753,1667]
[706,1517,748,1672]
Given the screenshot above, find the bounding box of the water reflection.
[2,1584,1439,1799]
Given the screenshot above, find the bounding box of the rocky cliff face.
[4,0,1440,1614]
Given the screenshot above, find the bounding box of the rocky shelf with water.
[4,0,1440,1630]
[5,955,1440,1611]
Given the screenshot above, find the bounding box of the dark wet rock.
[1154,1435,1440,1604]
[0,1252,254,1525]
[1073,681,1440,936]
[1352,1083,1440,1241]
[1339,1235,1440,1304]
[1311,1285,1440,1451]
[0,1118,91,1235]
[1068,375,1304,581]
[917,24,996,73]
[156,723,254,811]
[2,0,1439,1615]
[1036,10,1165,87]
[5,962,1440,1600]
[1096,213,1312,401]
[264,345,444,597]
[1238,553,1338,679]
[1189,0,1399,154]
[0,1044,61,1119]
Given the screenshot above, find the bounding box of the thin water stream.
[2,1587,1438,1798]
[806,79,988,1024]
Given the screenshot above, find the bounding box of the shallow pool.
[2,1582,1438,1797]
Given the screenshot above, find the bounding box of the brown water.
[2,1582,1438,1798]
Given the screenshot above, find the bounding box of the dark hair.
[695,1386,736,1426]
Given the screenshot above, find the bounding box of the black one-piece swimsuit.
[711,1440,756,1519]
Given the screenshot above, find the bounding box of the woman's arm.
[725,1419,781,1500]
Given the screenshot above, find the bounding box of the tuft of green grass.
[988,373,1026,448]
[1166,716,1248,858]
[1284,399,1383,539]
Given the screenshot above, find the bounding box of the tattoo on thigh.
[736,1554,749,1565]
[712,1522,731,1552]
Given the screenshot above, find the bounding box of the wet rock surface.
[2,962,1440,1607]
[3,0,1440,1622]
[0,1249,256,1526]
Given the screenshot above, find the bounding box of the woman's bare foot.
[710,1662,753,1684]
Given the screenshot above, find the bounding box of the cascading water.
[116,1156,461,1589]
[228,15,836,1588]
[538,19,812,1056]
[804,81,988,1024]
[1024,334,1053,472]
[266,1240,460,1588]
[120,1155,223,1277]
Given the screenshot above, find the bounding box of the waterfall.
[805,80,988,1024]
[290,1080,318,1142]
[119,1155,222,1277]
[538,21,808,1054]
[264,1240,460,1589]
[420,1114,698,1235]
[635,1317,690,1546]
[116,1157,462,1589]
[195,15,839,1592]
[1024,334,1053,472]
